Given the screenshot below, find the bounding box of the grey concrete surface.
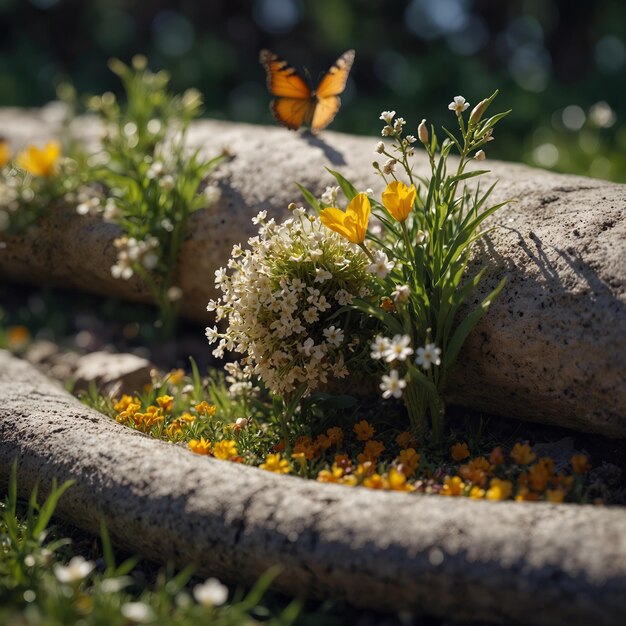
[1,351,626,626]
[0,109,624,436]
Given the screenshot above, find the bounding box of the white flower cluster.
[111,235,159,280]
[370,335,442,400]
[206,208,376,396]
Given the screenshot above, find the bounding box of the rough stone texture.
[0,108,624,437]
[1,351,625,626]
[72,350,153,395]
[23,340,153,395]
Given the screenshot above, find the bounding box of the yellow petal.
[344,192,371,243]
[382,181,416,222]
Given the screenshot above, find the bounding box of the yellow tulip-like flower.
[319,192,371,244]
[382,180,416,222]
[16,141,61,177]
[0,139,11,168]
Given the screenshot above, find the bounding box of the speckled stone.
[1,351,625,626]
[0,109,624,436]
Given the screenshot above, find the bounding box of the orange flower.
[17,141,61,177]
[397,448,420,476]
[319,192,370,244]
[315,434,332,452]
[382,180,416,222]
[353,420,375,441]
[357,439,385,464]
[450,442,470,462]
[326,427,344,446]
[571,454,591,475]
[489,446,505,465]
[395,431,413,449]
[7,326,30,349]
[511,442,536,465]
[546,489,566,503]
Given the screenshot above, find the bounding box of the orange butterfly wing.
[259,49,355,133]
[259,49,313,130]
[312,50,355,134]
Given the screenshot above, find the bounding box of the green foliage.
[0,464,299,625]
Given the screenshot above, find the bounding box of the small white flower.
[381,125,394,137]
[392,285,410,303]
[320,185,340,205]
[474,149,486,161]
[314,268,333,283]
[194,578,229,608]
[303,307,319,324]
[370,335,390,360]
[323,325,344,346]
[121,601,155,623]
[393,117,406,132]
[53,556,94,584]
[415,343,442,370]
[367,250,394,279]
[405,134,416,144]
[380,369,406,399]
[448,96,470,114]
[146,162,164,179]
[334,289,353,306]
[252,210,267,225]
[382,158,397,175]
[383,334,413,362]
[375,141,385,154]
[380,110,396,124]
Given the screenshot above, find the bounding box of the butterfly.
[259,49,355,134]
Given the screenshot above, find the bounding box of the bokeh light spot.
[561,105,586,131]
[533,143,559,167]
[594,35,626,73]
[253,0,301,34]
[152,11,195,58]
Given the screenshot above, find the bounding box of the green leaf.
[443,277,506,369]
[325,168,358,200]
[295,183,321,212]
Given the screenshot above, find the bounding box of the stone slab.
[0,109,624,436]
[1,350,626,626]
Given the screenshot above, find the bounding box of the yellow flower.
[571,454,590,475]
[353,420,375,441]
[546,488,566,503]
[469,486,485,499]
[450,442,470,461]
[213,440,238,460]
[156,395,174,412]
[362,473,386,489]
[260,453,290,474]
[441,476,465,496]
[195,401,216,417]
[317,464,344,483]
[167,368,185,385]
[16,141,61,177]
[0,138,11,167]
[387,467,414,492]
[486,478,513,500]
[113,394,140,413]
[382,180,416,222]
[511,442,536,465]
[189,437,212,455]
[319,192,370,244]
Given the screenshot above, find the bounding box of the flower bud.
[416,230,426,244]
[375,141,385,154]
[418,119,429,144]
[474,150,486,161]
[287,202,297,211]
[469,98,489,125]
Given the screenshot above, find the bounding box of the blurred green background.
[0,0,624,181]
